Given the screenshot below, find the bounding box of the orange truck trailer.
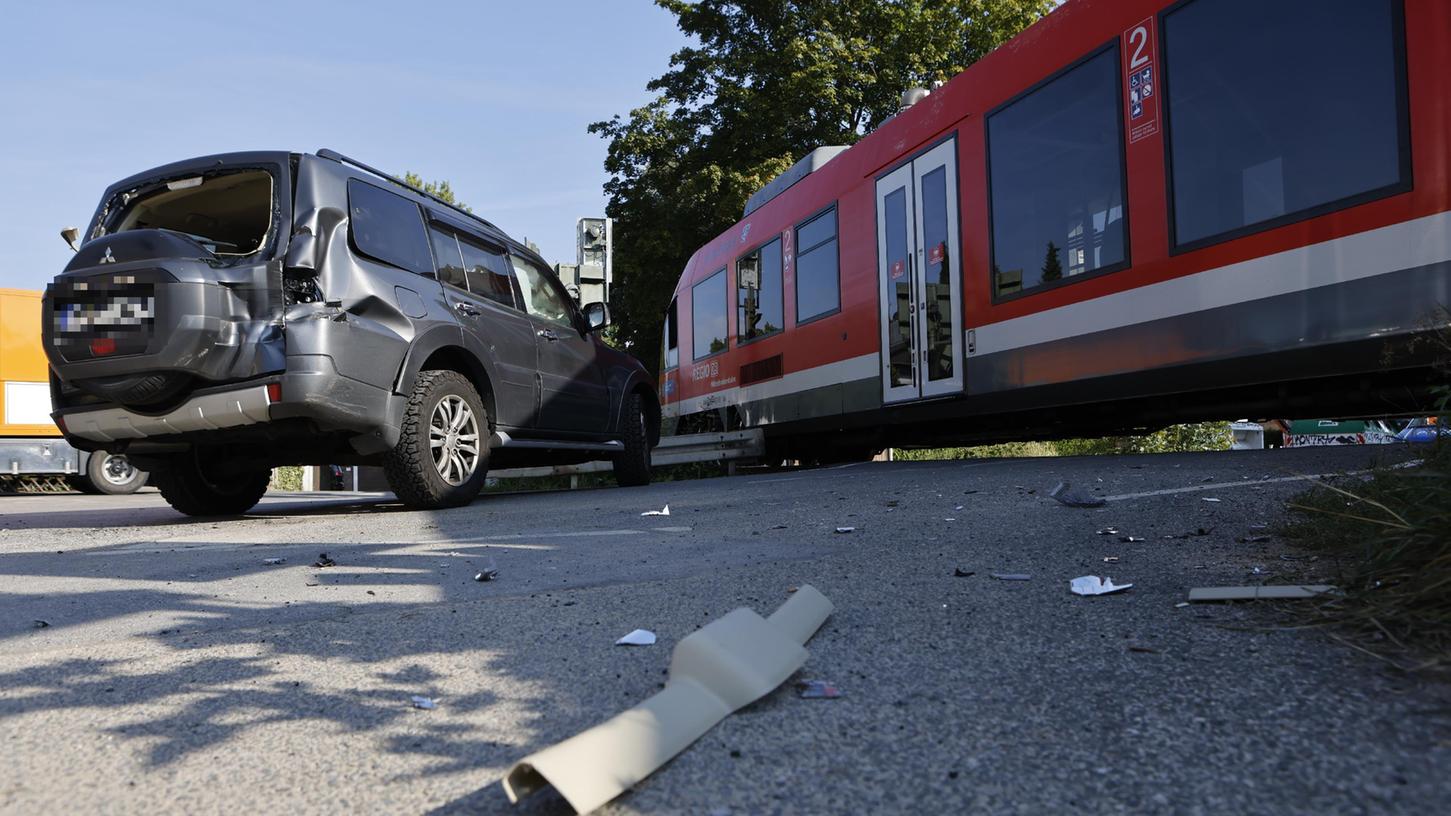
[1,288,146,493]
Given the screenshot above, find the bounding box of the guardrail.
[488,429,764,480]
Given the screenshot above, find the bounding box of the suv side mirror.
[60,227,80,252]
[583,301,610,331]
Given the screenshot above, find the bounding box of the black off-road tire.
[612,390,653,487]
[71,452,149,495]
[155,452,270,516]
[383,370,490,510]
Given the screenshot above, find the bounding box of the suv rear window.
[100,169,274,256]
[347,179,433,276]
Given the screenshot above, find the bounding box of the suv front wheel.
[384,369,490,509]
[612,390,653,487]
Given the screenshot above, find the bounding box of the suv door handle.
[536,329,559,342]
[454,301,481,317]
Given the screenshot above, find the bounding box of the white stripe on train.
[662,353,877,419]
[975,210,1451,355]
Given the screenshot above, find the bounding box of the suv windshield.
[98,169,274,256]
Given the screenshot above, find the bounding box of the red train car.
[659,0,1451,460]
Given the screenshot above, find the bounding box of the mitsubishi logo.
[99,247,116,264]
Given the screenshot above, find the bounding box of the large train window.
[662,298,679,370]
[736,238,784,344]
[692,269,728,360]
[987,44,1127,299]
[1162,0,1409,252]
[796,207,840,322]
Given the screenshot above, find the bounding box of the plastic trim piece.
[502,585,834,814]
[60,385,274,443]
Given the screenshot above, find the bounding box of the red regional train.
[657,0,1451,461]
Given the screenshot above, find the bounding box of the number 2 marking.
[1128,25,1149,69]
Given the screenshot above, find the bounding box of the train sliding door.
[876,139,963,403]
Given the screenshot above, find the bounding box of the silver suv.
[43,150,658,515]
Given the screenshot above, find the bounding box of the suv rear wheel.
[384,370,490,509]
[156,451,270,516]
[612,390,653,487]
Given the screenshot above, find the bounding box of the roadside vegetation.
[896,421,1233,460]
[1280,440,1451,672]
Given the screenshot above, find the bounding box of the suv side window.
[347,179,432,276]
[510,255,575,328]
[427,226,468,289]
[459,238,515,308]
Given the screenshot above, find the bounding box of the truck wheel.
[612,390,653,487]
[72,452,149,495]
[155,452,270,516]
[383,370,490,509]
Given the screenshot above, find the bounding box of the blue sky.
[0,0,686,290]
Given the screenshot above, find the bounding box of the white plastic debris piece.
[1187,585,1337,602]
[1097,527,1120,535]
[410,696,437,710]
[615,629,657,646]
[1049,481,1107,508]
[1175,602,1191,608]
[640,505,671,517]
[1202,497,1222,503]
[990,573,1031,581]
[1118,535,1145,543]
[1102,556,1120,563]
[954,505,964,511]
[944,518,956,522]
[834,526,855,534]
[1070,575,1133,596]
[502,586,834,815]
[262,558,286,565]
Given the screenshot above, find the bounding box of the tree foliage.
[402,172,471,213]
[592,0,1056,371]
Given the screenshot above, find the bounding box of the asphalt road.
[2,446,1448,814]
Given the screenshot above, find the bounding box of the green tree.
[402,172,471,213]
[592,0,1056,371]
[1040,240,1063,282]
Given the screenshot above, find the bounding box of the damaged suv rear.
[44,150,659,515]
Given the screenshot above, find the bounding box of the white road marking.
[1104,471,1366,502]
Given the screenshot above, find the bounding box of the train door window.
[736,238,783,343]
[987,44,1127,299]
[458,237,515,308]
[347,179,433,276]
[691,269,727,360]
[1163,0,1408,251]
[427,226,468,290]
[662,298,679,370]
[795,207,839,322]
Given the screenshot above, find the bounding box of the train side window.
[691,269,727,360]
[987,45,1127,299]
[458,237,515,308]
[736,238,784,343]
[662,298,679,370]
[427,226,468,290]
[347,179,433,276]
[1163,0,1408,251]
[795,207,839,322]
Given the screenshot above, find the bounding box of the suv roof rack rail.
[315,148,503,236]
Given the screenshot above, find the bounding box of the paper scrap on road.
[1049,481,1107,508]
[835,526,855,534]
[502,586,834,815]
[1202,497,1222,503]
[1188,585,1337,602]
[263,558,286,565]
[410,696,437,710]
[1097,527,1120,535]
[1118,535,1145,543]
[1070,575,1133,596]
[641,505,671,516]
[615,629,657,646]
[796,679,841,699]
[990,573,1031,581]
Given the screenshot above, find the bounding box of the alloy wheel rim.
[100,454,135,486]
[429,395,480,486]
